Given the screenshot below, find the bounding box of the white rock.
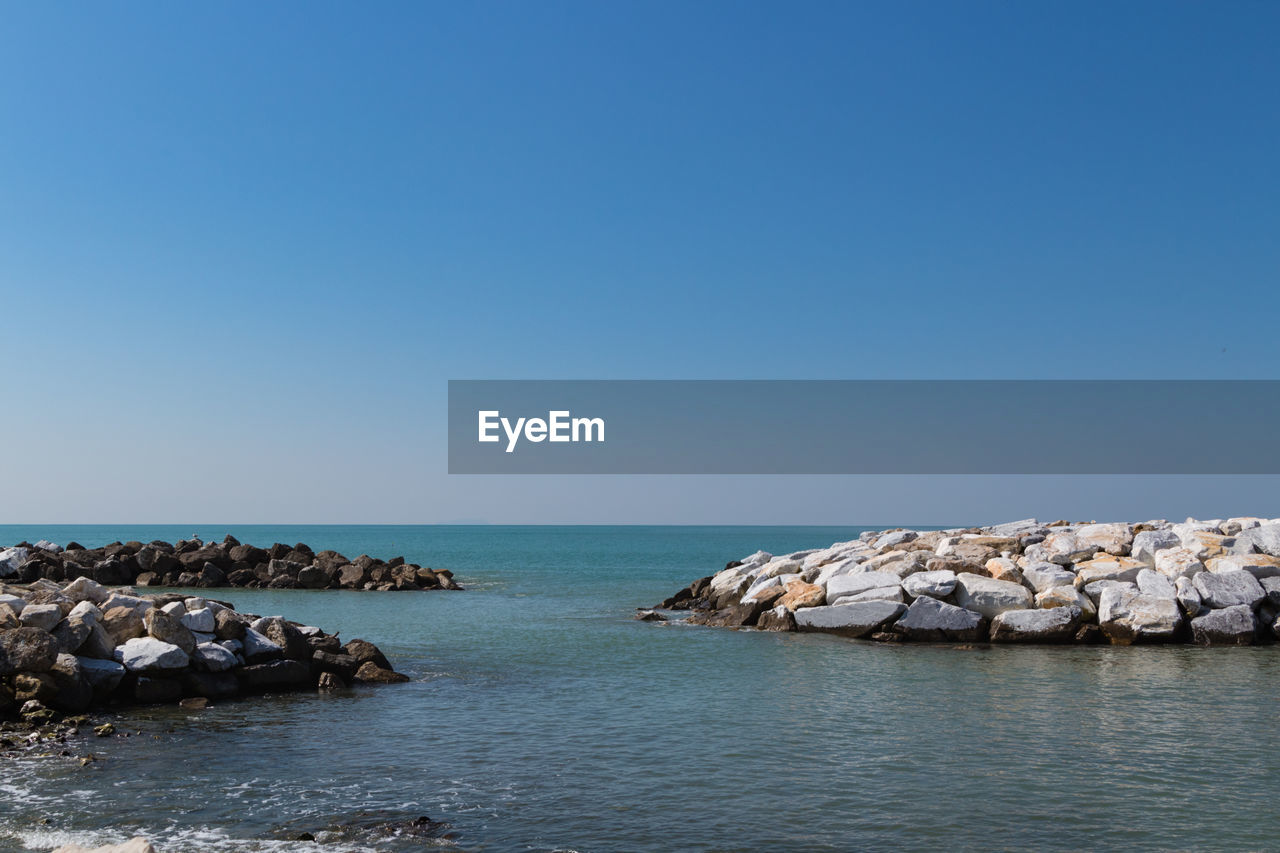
[33,539,63,553]
[1098,588,1182,643]
[1222,517,1265,536]
[0,547,29,578]
[825,571,902,604]
[114,637,190,672]
[1035,586,1097,621]
[793,600,907,637]
[1074,523,1133,556]
[101,593,152,615]
[241,627,283,659]
[1136,569,1177,600]
[1131,529,1181,564]
[161,601,187,617]
[0,593,27,614]
[295,625,323,638]
[1175,576,1202,617]
[902,570,957,599]
[191,631,216,645]
[953,573,1033,620]
[990,606,1081,643]
[193,642,237,672]
[68,600,103,623]
[1190,605,1257,645]
[1039,531,1098,565]
[1230,523,1280,557]
[1153,548,1204,581]
[218,639,243,653]
[180,607,215,633]
[837,586,906,604]
[1207,554,1280,580]
[19,603,63,632]
[1021,562,1076,593]
[874,530,918,550]
[183,597,208,611]
[1193,571,1265,610]
[62,577,109,605]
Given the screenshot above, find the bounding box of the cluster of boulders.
[0,535,461,592]
[0,574,409,730]
[655,517,1280,645]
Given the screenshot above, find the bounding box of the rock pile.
[1,574,409,729]
[657,517,1280,646]
[0,536,461,592]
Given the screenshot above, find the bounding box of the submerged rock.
[1190,605,1257,645]
[990,607,1081,643]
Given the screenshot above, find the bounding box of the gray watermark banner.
[447,380,1280,474]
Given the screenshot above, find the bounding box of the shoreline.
[653,517,1280,645]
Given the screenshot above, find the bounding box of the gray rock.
[144,607,196,655]
[837,586,906,604]
[1190,605,1257,645]
[1231,523,1280,557]
[1262,576,1280,607]
[114,637,190,672]
[990,606,1081,643]
[1193,571,1265,610]
[62,576,110,605]
[0,593,27,614]
[1175,576,1203,617]
[1098,588,1182,644]
[1083,580,1138,604]
[0,547,29,578]
[825,571,901,605]
[180,607,215,633]
[901,570,957,599]
[1136,569,1177,600]
[78,619,116,660]
[793,600,907,638]
[18,603,63,632]
[874,530,918,549]
[1131,529,1182,564]
[241,627,284,662]
[76,656,127,695]
[51,615,93,654]
[0,627,59,674]
[892,596,985,641]
[237,659,311,689]
[193,642,237,672]
[953,573,1033,620]
[1021,562,1076,594]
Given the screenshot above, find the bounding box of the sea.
[1,525,1277,852]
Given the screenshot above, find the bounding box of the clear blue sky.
[1,1,1277,524]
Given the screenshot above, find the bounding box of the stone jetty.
[655,517,1280,646]
[0,535,461,591]
[0,574,409,735]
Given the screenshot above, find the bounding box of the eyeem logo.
[478,410,605,453]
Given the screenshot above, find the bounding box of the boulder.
[0,546,30,577]
[1175,576,1203,617]
[1153,548,1205,580]
[756,605,797,632]
[825,571,901,604]
[1074,523,1133,556]
[1262,576,1280,608]
[1039,531,1098,565]
[102,606,146,644]
[892,596,985,642]
[77,656,126,697]
[1206,554,1280,580]
[297,565,330,589]
[1098,588,1182,644]
[49,653,92,713]
[1034,586,1097,621]
[193,642,238,672]
[1073,556,1146,588]
[901,570,957,599]
[18,603,63,632]
[51,614,94,654]
[62,576,110,604]
[353,661,411,683]
[135,676,183,704]
[1131,528,1182,564]
[114,637,190,672]
[776,580,824,611]
[990,606,1081,643]
[1231,523,1280,557]
[79,620,117,660]
[836,586,905,604]
[242,627,284,663]
[14,672,58,705]
[953,573,1033,620]
[180,670,240,700]
[238,659,312,689]
[0,603,17,629]
[0,627,59,674]
[253,617,313,661]
[213,608,249,641]
[144,607,196,655]
[793,600,907,638]
[180,607,215,633]
[1190,605,1257,645]
[0,593,26,614]
[1136,569,1177,600]
[1193,571,1265,610]
[1020,562,1076,594]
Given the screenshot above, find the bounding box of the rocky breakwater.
[0,535,461,592]
[654,517,1280,646]
[0,575,409,738]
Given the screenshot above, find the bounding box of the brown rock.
[353,661,409,683]
[0,627,60,674]
[343,639,391,670]
[103,606,146,644]
[776,580,825,611]
[144,608,196,655]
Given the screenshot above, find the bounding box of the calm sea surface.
[1,525,1277,852]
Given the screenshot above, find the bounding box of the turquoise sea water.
[2,525,1279,852]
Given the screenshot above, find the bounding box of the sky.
[1,1,1278,524]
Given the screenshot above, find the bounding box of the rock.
[901,570,957,599]
[1020,562,1076,594]
[1073,556,1146,588]
[18,603,63,632]
[51,837,158,853]
[49,653,92,712]
[297,565,330,589]
[1131,528,1182,564]
[135,676,183,703]
[62,576,110,604]
[892,596,986,641]
[343,639,392,670]
[1153,547,1205,580]
[1074,522,1133,556]
[990,606,1081,643]
[776,579,825,611]
[756,605,797,631]
[874,529,918,549]
[1179,529,1232,560]
[338,564,369,588]
[825,571,901,604]
[353,661,410,683]
[1136,569,1177,600]
[0,627,59,674]
[985,558,1028,587]
[312,650,361,681]
[1262,576,1280,607]
[180,696,210,710]
[317,671,345,690]
[0,603,17,629]
[254,617,312,662]
[79,621,117,660]
[242,627,284,663]
[1231,523,1280,557]
[51,614,94,654]
[1175,576,1203,617]
[77,656,126,696]
[1207,553,1280,580]
[1190,605,1257,645]
[1039,531,1098,565]
[114,637,190,672]
[633,610,667,622]
[238,659,313,689]
[144,607,196,655]
[837,586,906,604]
[1034,586,1097,621]
[180,670,240,700]
[0,593,27,614]
[214,608,249,641]
[1098,588,1182,644]
[193,642,237,672]
[953,573,1033,620]
[1193,571,1265,610]
[0,546,30,577]
[1083,580,1138,604]
[102,606,146,644]
[793,600,907,638]
[13,671,58,705]
[180,607,215,633]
